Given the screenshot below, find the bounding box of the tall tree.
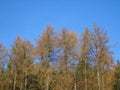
[8,36,34,90]
[57,28,78,90]
[80,28,91,90]
[113,60,120,90]
[0,43,7,90]
[90,25,113,90]
[35,25,56,90]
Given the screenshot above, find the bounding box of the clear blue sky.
[0,0,120,60]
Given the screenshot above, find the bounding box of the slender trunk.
[46,73,49,90]
[38,68,41,89]
[102,75,104,90]
[60,74,62,89]
[92,69,95,90]
[64,48,68,90]
[97,66,101,90]
[13,72,16,90]
[74,69,77,90]
[74,81,77,90]
[84,59,87,90]
[65,74,68,90]
[25,73,27,90]
[20,83,22,90]
[65,61,68,90]
[46,51,50,90]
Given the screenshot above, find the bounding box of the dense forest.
[0,25,119,90]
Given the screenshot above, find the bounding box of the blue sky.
[0,0,120,60]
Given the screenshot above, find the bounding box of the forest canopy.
[0,25,119,90]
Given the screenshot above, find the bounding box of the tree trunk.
[97,66,101,90]
[85,59,87,90]
[46,73,49,90]
[74,68,77,90]
[25,74,27,90]
[20,83,22,90]
[13,72,16,90]
[74,81,77,90]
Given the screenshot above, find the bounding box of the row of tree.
[0,25,119,90]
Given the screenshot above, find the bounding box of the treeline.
[0,25,119,90]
